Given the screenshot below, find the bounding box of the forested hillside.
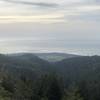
[0,53,100,100]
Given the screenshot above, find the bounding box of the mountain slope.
[1,53,100,84]
[0,53,52,79]
[54,55,100,83]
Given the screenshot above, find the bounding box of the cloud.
[0,0,100,23]
[3,0,58,8]
[0,14,64,23]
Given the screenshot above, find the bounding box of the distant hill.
[34,53,79,62]
[0,53,52,79]
[54,55,100,83]
[0,53,100,100]
[1,53,100,83]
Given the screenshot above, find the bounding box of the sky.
[0,0,100,55]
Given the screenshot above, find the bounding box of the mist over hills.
[8,52,79,62]
[34,53,79,62]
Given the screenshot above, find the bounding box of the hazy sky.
[0,0,100,55]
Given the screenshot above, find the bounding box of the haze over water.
[0,0,100,55]
[0,38,100,55]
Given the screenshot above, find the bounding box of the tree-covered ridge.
[0,54,100,100]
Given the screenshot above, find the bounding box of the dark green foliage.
[63,85,84,100]
[47,75,62,100]
[0,54,100,100]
